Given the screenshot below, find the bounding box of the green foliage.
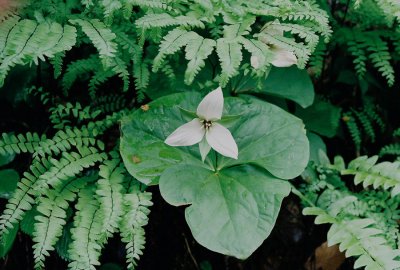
[295,97,341,138]
[0,169,19,199]
[0,16,77,87]
[380,127,400,158]
[0,132,46,155]
[120,184,153,270]
[1,0,400,268]
[49,102,101,129]
[304,208,400,270]
[297,152,400,269]
[308,41,326,77]
[342,155,400,196]
[68,187,102,270]
[342,104,385,153]
[329,0,399,86]
[380,143,400,158]
[135,0,330,87]
[33,175,94,269]
[0,157,51,236]
[0,87,151,269]
[96,156,125,240]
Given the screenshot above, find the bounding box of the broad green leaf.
[234,67,314,108]
[120,92,309,183]
[120,93,210,185]
[0,223,18,258]
[219,97,309,179]
[295,97,341,138]
[307,132,328,164]
[261,67,314,108]
[0,153,15,167]
[160,164,290,259]
[0,169,19,199]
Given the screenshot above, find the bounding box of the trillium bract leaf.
[160,165,290,259]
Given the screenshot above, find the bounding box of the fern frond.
[304,207,400,270]
[364,34,395,86]
[352,109,376,143]
[62,55,100,93]
[50,52,65,79]
[69,19,117,63]
[34,147,107,194]
[342,156,400,196]
[33,176,94,269]
[100,0,122,21]
[136,13,204,30]
[0,18,77,86]
[49,102,101,130]
[91,94,128,114]
[133,60,150,97]
[279,3,331,40]
[88,69,115,100]
[216,39,242,87]
[85,109,129,136]
[34,126,105,158]
[27,86,53,105]
[0,132,46,155]
[120,184,152,270]
[239,37,271,72]
[114,28,140,56]
[129,0,172,10]
[308,41,326,77]
[0,157,51,236]
[394,128,400,137]
[364,103,385,132]
[348,38,368,79]
[184,36,216,84]
[152,29,198,72]
[68,187,103,270]
[0,15,20,56]
[96,155,125,240]
[380,144,400,157]
[107,56,130,92]
[343,113,362,152]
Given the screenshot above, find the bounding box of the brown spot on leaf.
[141,104,150,111]
[132,155,141,164]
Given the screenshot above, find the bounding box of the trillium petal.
[271,46,297,67]
[165,118,205,146]
[206,123,238,159]
[199,138,211,162]
[196,87,224,121]
[250,55,260,69]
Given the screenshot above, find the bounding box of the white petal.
[199,138,211,162]
[165,118,205,146]
[206,123,238,159]
[250,55,260,69]
[271,46,297,67]
[196,87,223,121]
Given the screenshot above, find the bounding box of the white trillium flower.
[250,25,298,69]
[164,87,238,161]
[270,46,297,67]
[250,46,297,69]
